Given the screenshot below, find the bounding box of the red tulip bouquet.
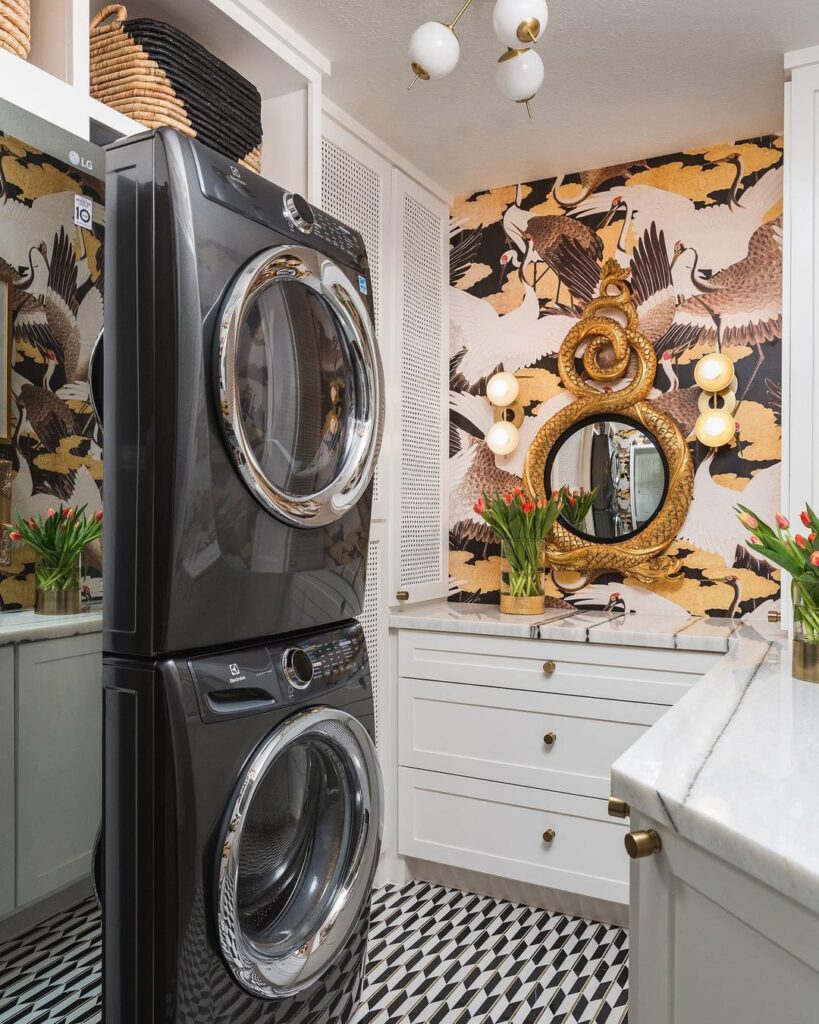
[474,487,563,613]
[560,486,599,533]
[736,504,819,678]
[10,504,102,611]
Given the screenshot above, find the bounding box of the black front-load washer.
[103,127,384,659]
[102,619,382,1023]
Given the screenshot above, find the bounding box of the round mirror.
[545,414,669,542]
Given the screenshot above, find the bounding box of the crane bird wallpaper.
[449,134,783,620]
[0,124,104,610]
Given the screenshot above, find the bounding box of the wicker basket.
[90,4,262,173]
[0,0,31,59]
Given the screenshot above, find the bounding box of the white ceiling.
[266,0,819,197]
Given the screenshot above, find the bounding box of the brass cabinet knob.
[542,828,556,843]
[396,590,409,602]
[543,731,557,746]
[608,797,630,819]
[624,830,662,859]
[542,660,556,676]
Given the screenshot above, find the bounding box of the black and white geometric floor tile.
[0,881,627,1024]
[350,882,628,1024]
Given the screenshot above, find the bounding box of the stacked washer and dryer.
[102,128,384,1023]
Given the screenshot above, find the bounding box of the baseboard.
[0,878,94,943]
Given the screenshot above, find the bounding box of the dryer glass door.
[217,246,383,527]
[217,707,383,999]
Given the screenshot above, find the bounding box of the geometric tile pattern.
[351,882,628,1024]
[0,898,101,1024]
[0,881,627,1023]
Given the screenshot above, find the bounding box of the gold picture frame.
[0,276,11,444]
[524,260,695,584]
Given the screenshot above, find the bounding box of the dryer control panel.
[188,620,369,722]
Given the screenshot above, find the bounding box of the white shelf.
[0,49,87,137]
[87,97,144,140]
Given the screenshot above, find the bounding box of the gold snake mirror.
[524,259,695,586]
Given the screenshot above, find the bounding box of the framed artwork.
[0,276,10,444]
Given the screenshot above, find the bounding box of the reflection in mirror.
[547,416,668,542]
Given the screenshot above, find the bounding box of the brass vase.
[35,587,82,615]
[792,582,819,683]
[33,553,83,616]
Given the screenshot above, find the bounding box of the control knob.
[282,647,314,689]
[282,192,315,234]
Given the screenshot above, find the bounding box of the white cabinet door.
[630,813,819,1023]
[0,646,13,918]
[16,633,102,906]
[321,120,392,522]
[390,170,449,606]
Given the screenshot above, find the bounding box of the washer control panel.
[189,620,368,721]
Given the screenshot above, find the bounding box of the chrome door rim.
[216,245,384,527]
[216,707,383,999]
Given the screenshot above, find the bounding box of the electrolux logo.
[68,149,94,172]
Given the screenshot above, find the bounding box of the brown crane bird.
[672,216,782,395]
[522,214,604,305]
[552,161,647,210]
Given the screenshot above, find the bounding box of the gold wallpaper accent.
[449,135,782,620]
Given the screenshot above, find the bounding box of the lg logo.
[68,149,94,172]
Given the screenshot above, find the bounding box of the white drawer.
[399,629,715,705]
[399,767,629,904]
[399,677,663,798]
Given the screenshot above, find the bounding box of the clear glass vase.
[34,552,83,615]
[499,540,546,615]
[792,580,819,683]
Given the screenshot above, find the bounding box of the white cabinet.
[9,634,101,911]
[396,628,716,905]
[0,647,13,918]
[629,813,819,1023]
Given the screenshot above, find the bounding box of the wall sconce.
[485,371,524,454]
[693,353,738,448]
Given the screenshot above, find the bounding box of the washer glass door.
[217,707,383,999]
[217,246,383,527]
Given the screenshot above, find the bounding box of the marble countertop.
[389,598,747,653]
[0,606,103,645]
[611,628,819,913]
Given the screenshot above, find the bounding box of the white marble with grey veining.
[611,629,819,913]
[0,606,103,646]
[390,598,734,653]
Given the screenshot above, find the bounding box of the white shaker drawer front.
[398,630,714,705]
[399,768,629,904]
[399,678,663,798]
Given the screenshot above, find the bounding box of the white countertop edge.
[0,607,103,645]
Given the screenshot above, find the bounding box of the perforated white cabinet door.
[390,169,449,605]
[321,122,391,521]
[356,521,387,748]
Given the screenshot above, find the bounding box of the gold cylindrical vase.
[793,638,819,684]
[35,587,82,615]
[499,540,546,616]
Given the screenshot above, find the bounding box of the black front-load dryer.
[102,620,382,1023]
[103,128,384,658]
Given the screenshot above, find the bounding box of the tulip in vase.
[736,504,819,683]
[474,488,563,615]
[9,504,103,615]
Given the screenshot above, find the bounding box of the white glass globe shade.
[695,409,735,448]
[496,48,545,103]
[486,372,520,407]
[486,420,520,455]
[694,352,734,392]
[408,21,460,81]
[493,0,548,48]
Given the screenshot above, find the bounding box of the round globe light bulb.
[695,408,736,448]
[486,372,520,407]
[408,21,460,81]
[486,420,520,455]
[492,0,549,48]
[694,352,734,392]
[495,47,545,103]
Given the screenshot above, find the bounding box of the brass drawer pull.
[542,828,556,843]
[542,660,556,676]
[608,796,630,819]
[624,830,662,859]
[543,731,557,746]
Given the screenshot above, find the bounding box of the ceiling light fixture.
[408,0,549,118]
